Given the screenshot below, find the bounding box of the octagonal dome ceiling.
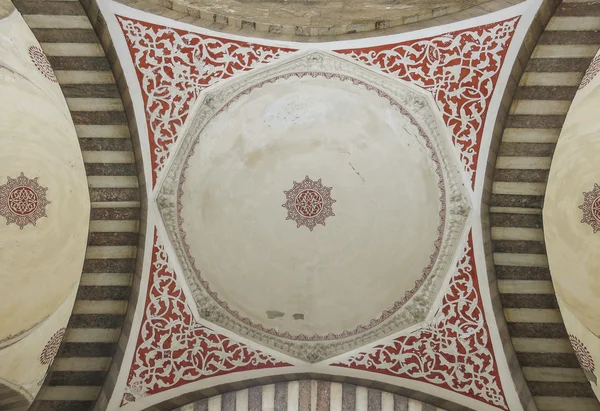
[157,51,470,362]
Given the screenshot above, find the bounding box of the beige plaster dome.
[157,51,470,362]
[0,16,89,347]
[544,57,600,337]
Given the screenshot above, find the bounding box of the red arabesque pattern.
[333,231,508,410]
[121,229,291,406]
[116,16,296,187]
[336,17,519,188]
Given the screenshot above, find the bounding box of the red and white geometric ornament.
[283,176,336,231]
[579,183,600,233]
[0,172,50,229]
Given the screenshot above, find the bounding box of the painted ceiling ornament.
[157,51,470,362]
[115,15,296,186]
[569,334,597,384]
[116,15,517,189]
[120,229,291,405]
[579,183,600,233]
[332,231,508,410]
[337,17,520,188]
[28,46,57,83]
[39,327,66,365]
[579,54,600,90]
[282,176,335,231]
[0,173,50,229]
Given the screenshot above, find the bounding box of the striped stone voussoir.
[172,381,446,411]
[492,0,600,410]
[11,0,141,410]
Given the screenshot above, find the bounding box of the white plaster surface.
[556,294,600,399]
[180,75,442,336]
[544,49,600,401]
[0,10,90,397]
[544,48,600,336]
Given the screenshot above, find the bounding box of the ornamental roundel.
[28,46,58,83]
[40,327,66,365]
[569,334,595,373]
[283,176,335,231]
[579,54,600,90]
[579,183,600,233]
[0,173,50,229]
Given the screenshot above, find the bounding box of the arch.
[10,1,144,409]
[173,380,448,411]
[108,0,522,40]
[482,0,600,409]
[142,375,468,411]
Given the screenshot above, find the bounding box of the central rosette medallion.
[296,189,322,216]
[157,52,469,362]
[283,176,335,230]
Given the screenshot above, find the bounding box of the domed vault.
[157,51,470,362]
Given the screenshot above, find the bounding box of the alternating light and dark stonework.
[490,0,600,409]
[172,381,446,411]
[11,0,142,410]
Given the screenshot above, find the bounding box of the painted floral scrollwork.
[333,231,508,410]
[337,17,519,188]
[117,16,518,190]
[122,229,290,405]
[116,16,296,186]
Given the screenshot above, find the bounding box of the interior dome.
[158,51,469,362]
[178,74,444,338]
